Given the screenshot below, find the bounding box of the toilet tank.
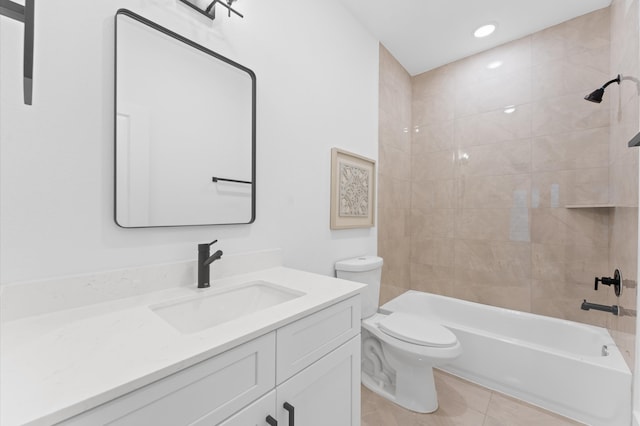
[335,256,383,319]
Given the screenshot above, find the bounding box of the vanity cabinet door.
[276,336,360,426]
[217,390,277,426]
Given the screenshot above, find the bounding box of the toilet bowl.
[361,311,461,412]
[335,256,462,413]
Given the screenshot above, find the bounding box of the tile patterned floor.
[361,369,584,426]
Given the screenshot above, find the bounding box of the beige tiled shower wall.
[378,45,413,303]
[409,8,613,320]
[607,0,640,369]
[378,5,640,371]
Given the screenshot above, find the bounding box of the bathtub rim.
[380,290,631,374]
[379,290,632,426]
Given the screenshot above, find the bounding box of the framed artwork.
[330,148,376,229]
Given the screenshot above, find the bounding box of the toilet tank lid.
[335,256,383,272]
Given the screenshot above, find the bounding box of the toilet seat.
[378,312,457,348]
[362,313,461,361]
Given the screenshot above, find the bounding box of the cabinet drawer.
[61,333,276,426]
[276,296,360,383]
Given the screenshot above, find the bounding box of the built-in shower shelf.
[565,204,615,209]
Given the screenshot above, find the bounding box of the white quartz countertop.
[0,267,364,426]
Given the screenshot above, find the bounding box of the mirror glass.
[115,10,255,227]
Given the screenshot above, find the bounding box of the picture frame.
[330,148,376,229]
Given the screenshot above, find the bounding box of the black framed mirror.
[114,9,256,228]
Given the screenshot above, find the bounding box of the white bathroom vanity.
[0,252,364,426]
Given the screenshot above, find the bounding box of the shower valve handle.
[595,276,615,290]
[594,269,622,296]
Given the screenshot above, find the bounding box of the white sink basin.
[151,281,305,334]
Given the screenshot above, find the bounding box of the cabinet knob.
[266,415,278,426]
[283,402,295,426]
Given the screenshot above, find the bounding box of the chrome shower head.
[584,74,621,103]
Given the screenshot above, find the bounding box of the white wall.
[0,0,379,284]
[635,2,640,421]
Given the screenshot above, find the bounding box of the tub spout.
[581,299,619,315]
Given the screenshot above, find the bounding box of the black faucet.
[198,239,223,288]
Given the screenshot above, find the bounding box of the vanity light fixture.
[584,74,620,103]
[178,0,243,20]
[0,0,34,105]
[474,23,496,38]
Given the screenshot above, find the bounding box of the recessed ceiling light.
[503,105,516,114]
[474,23,496,38]
[486,60,503,69]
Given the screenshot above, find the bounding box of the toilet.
[335,256,461,413]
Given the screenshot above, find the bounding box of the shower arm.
[601,75,621,90]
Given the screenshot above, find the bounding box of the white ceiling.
[338,0,612,76]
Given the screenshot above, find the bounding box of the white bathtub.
[381,290,632,426]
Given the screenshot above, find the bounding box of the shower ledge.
[565,204,615,209]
